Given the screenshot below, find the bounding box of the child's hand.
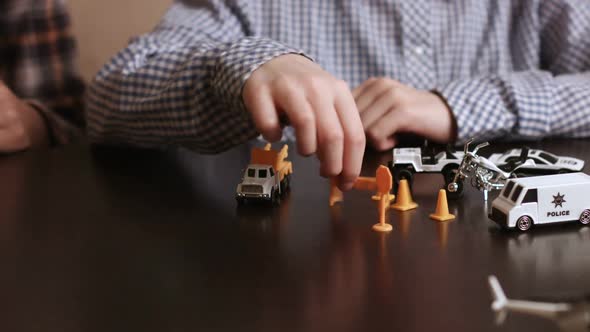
[243,54,366,190]
[0,81,48,153]
[353,78,456,151]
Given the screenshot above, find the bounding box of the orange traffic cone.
[391,179,418,211]
[329,178,343,206]
[430,189,455,222]
[373,193,393,232]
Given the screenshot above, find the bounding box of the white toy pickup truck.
[235,144,293,205]
[388,146,464,197]
[236,164,285,204]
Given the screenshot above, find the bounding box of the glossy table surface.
[1,139,589,332]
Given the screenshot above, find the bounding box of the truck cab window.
[269,168,274,176]
[511,185,524,202]
[258,169,268,178]
[522,189,538,203]
[503,181,515,198]
[247,169,255,177]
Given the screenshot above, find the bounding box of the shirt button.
[414,46,425,55]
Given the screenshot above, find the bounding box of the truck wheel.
[281,174,291,193]
[516,215,533,232]
[271,189,281,206]
[236,197,245,205]
[579,209,590,225]
[393,165,414,192]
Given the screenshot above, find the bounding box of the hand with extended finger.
[243,54,366,190]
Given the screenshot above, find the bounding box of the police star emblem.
[552,192,566,208]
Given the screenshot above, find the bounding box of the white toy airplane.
[488,275,590,331]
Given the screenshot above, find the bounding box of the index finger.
[334,82,366,190]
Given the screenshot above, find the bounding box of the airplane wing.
[488,276,572,322]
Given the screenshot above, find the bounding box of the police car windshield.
[538,152,558,164]
[511,185,524,202]
[503,181,515,198]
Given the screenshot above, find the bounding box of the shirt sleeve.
[86,1,306,153]
[2,0,85,146]
[435,1,590,143]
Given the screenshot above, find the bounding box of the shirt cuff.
[434,71,554,144]
[26,99,83,146]
[434,77,515,144]
[210,37,311,145]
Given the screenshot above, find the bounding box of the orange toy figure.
[329,177,344,206]
[372,165,394,232]
[429,189,455,222]
[250,143,293,181]
[329,165,394,232]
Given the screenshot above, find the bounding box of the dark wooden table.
[0,139,589,332]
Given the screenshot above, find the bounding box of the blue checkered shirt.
[86,0,590,153]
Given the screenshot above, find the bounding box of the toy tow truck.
[236,144,293,205]
[388,145,464,197]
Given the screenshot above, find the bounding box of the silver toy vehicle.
[488,148,584,176]
[236,165,285,204]
[448,139,535,200]
[236,144,292,205]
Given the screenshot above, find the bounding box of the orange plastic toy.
[329,178,344,206]
[429,189,455,222]
[250,143,293,182]
[329,165,394,232]
[372,166,394,232]
[391,179,418,211]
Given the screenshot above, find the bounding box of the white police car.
[489,173,590,231]
[488,149,584,176]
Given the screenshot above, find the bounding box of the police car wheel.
[579,209,590,225]
[516,215,533,232]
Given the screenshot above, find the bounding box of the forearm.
[86,27,303,153]
[1,0,85,147]
[435,71,590,143]
[26,100,84,146]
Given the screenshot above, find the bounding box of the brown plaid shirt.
[0,0,84,145]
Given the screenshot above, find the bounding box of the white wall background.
[67,0,172,82]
